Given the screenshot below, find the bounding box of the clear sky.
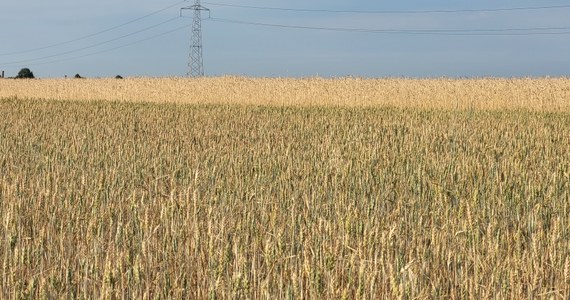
[1,0,569,78]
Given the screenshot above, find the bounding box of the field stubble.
[0,78,570,298]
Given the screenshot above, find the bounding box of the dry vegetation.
[1,78,570,298]
[1,77,570,110]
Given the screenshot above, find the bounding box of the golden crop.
[1,77,570,110]
[0,78,569,298]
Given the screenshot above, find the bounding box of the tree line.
[1,68,123,79]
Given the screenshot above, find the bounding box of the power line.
[0,1,186,57]
[203,2,570,14]
[14,24,193,68]
[0,17,181,67]
[208,17,570,36]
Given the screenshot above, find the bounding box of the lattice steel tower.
[181,0,209,77]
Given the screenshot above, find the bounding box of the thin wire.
[207,17,570,36]
[0,17,180,66]
[203,2,570,14]
[0,0,186,56]
[13,24,193,68]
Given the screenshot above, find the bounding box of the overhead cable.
[13,24,193,67]
[0,17,181,66]
[0,0,186,56]
[203,2,570,14]
[207,17,570,36]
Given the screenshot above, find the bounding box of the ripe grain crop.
[1,77,570,110]
[0,78,570,298]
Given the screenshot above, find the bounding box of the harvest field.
[1,77,570,110]
[1,78,570,298]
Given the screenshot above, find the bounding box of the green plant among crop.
[0,98,569,298]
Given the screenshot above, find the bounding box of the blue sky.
[1,0,569,78]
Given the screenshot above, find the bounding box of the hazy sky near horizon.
[1,0,570,78]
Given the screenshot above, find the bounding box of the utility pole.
[181,0,209,77]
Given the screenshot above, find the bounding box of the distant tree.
[115,75,123,79]
[15,68,34,79]
[74,74,83,79]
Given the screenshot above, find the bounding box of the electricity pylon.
[181,0,209,77]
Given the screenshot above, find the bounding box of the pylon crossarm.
[181,5,209,11]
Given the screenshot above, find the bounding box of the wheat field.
[1,78,570,299]
[1,77,570,110]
